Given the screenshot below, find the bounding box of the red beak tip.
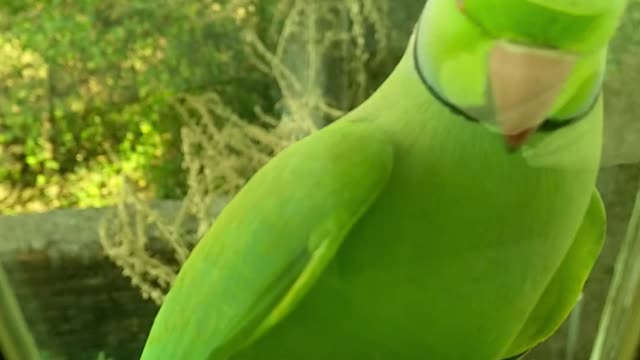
[504,128,535,151]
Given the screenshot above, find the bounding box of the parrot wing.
[140,119,394,360]
[503,189,606,357]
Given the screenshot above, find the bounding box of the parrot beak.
[489,41,577,150]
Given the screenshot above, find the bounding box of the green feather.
[527,0,626,15]
[465,0,628,52]
[504,191,606,356]
[140,120,393,359]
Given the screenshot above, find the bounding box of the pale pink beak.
[489,41,577,150]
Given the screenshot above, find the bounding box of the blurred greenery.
[601,0,640,166]
[0,0,424,214]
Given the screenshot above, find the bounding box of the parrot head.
[414,0,627,149]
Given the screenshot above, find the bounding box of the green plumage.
[140,1,625,359]
[465,0,626,51]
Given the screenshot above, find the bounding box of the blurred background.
[0,0,640,359]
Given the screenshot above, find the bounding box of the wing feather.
[140,120,393,359]
[504,190,606,357]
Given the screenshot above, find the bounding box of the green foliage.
[0,0,276,212]
[0,0,423,214]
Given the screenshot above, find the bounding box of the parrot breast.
[231,36,602,360]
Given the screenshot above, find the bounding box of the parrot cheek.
[488,40,577,139]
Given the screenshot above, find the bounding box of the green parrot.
[140,0,627,359]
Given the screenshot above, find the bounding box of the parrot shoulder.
[140,118,394,360]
